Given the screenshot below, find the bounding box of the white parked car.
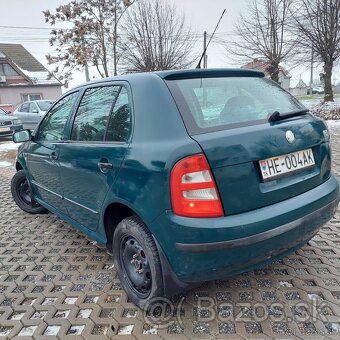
[13,100,54,130]
[0,107,22,137]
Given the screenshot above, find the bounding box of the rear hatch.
[164,71,331,215]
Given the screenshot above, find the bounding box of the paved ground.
[1,132,340,339]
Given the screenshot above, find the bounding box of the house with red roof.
[0,43,62,112]
[241,59,291,91]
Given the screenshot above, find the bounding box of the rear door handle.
[98,162,113,170]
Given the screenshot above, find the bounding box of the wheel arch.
[15,161,23,171]
[103,202,146,251]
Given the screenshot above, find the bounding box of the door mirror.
[13,129,31,143]
[32,109,39,113]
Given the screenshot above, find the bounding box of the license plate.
[259,149,315,181]
[0,127,10,132]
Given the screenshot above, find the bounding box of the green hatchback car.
[11,69,339,309]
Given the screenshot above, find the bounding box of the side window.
[37,92,78,141]
[29,103,38,113]
[106,87,131,142]
[71,86,120,142]
[21,103,29,112]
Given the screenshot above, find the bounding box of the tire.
[11,170,47,214]
[113,216,163,310]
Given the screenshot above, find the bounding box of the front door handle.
[50,151,58,161]
[98,162,113,171]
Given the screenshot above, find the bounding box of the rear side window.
[166,77,305,134]
[71,86,120,142]
[20,103,29,112]
[71,85,131,142]
[29,103,38,113]
[106,87,131,142]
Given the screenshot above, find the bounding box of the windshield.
[37,100,54,111]
[166,77,305,134]
[0,108,7,115]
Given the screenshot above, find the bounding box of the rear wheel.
[112,216,163,310]
[11,170,47,214]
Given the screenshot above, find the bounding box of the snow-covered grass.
[310,101,340,120]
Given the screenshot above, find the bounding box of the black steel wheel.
[11,170,47,214]
[113,216,163,309]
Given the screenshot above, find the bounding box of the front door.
[26,91,79,213]
[58,84,132,230]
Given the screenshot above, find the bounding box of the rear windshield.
[166,77,305,134]
[37,100,54,111]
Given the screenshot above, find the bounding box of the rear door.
[58,83,132,230]
[166,76,331,215]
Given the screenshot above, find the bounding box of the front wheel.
[112,216,163,310]
[11,170,47,214]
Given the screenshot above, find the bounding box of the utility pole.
[203,31,207,68]
[114,0,118,76]
[309,48,314,96]
[85,64,90,82]
[82,36,90,82]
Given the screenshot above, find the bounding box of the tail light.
[170,154,224,218]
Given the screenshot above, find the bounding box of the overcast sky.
[0,0,337,89]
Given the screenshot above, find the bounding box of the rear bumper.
[151,174,339,285]
[175,198,339,253]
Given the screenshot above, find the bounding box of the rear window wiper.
[268,108,309,122]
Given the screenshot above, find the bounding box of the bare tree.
[44,0,134,87]
[231,0,294,83]
[292,0,340,102]
[119,0,195,72]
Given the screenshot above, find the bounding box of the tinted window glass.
[106,87,131,142]
[37,92,78,141]
[29,103,38,113]
[0,108,6,115]
[167,77,305,134]
[37,101,54,111]
[71,86,120,142]
[3,63,19,76]
[21,103,29,112]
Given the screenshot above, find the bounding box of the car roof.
[22,100,54,103]
[66,68,265,94]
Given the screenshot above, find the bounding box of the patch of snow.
[44,325,60,336]
[0,142,19,152]
[328,323,340,333]
[13,63,60,85]
[55,310,70,318]
[18,326,37,336]
[64,297,78,304]
[68,325,85,335]
[326,120,340,128]
[118,325,134,335]
[308,293,320,300]
[10,312,25,320]
[0,328,12,336]
[31,311,48,319]
[0,161,12,167]
[42,297,57,305]
[125,310,137,318]
[78,309,92,318]
[279,280,293,287]
[143,326,158,335]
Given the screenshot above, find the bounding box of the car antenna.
[196,9,226,69]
